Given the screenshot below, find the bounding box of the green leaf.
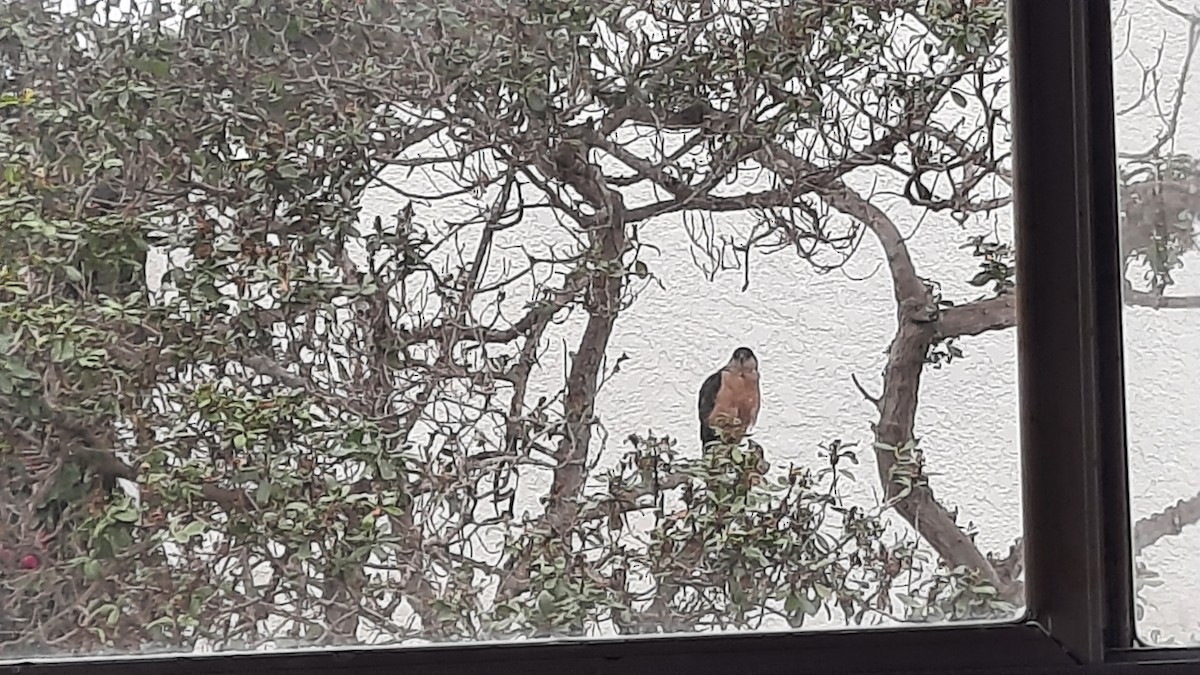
[83,559,104,580]
[145,616,177,632]
[254,480,273,502]
[536,589,556,615]
[111,507,140,523]
[173,520,207,543]
[968,270,993,286]
[5,360,37,380]
[137,59,171,79]
[785,592,802,614]
[378,461,397,481]
[276,163,302,179]
[526,91,547,113]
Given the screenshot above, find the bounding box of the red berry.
[19,554,39,570]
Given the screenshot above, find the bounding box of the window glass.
[0,0,1023,658]
[1112,0,1200,648]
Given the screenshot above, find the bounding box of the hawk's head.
[727,347,758,373]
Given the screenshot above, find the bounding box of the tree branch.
[817,179,1017,597]
[935,286,1200,345]
[748,136,1018,594]
[539,143,630,520]
[1135,489,1200,552]
[496,140,630,603]
[1125,288,1200,309]
[937,294,1017,339]
[990,486,1200,596]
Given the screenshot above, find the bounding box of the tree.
[1,0,1198,656]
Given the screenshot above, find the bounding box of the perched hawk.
[697,347,761,446]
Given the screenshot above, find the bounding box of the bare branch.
[1135,490,1200,552]
[851,373,882,411]
[1125,288,1200,309]
[937,295,1017,339]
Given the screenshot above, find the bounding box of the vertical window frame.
[1012,0,1128,663]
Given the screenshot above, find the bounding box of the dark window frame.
[5,1,1199,673]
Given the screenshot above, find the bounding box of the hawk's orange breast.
[707,370,760,439]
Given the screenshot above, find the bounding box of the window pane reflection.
[1112,0,1200,648]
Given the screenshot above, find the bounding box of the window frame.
[5,1,1199,673]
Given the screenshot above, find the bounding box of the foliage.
[0,0,1194,658]
[1120,152,1200,294]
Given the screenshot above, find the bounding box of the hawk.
[697,347,761,447]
